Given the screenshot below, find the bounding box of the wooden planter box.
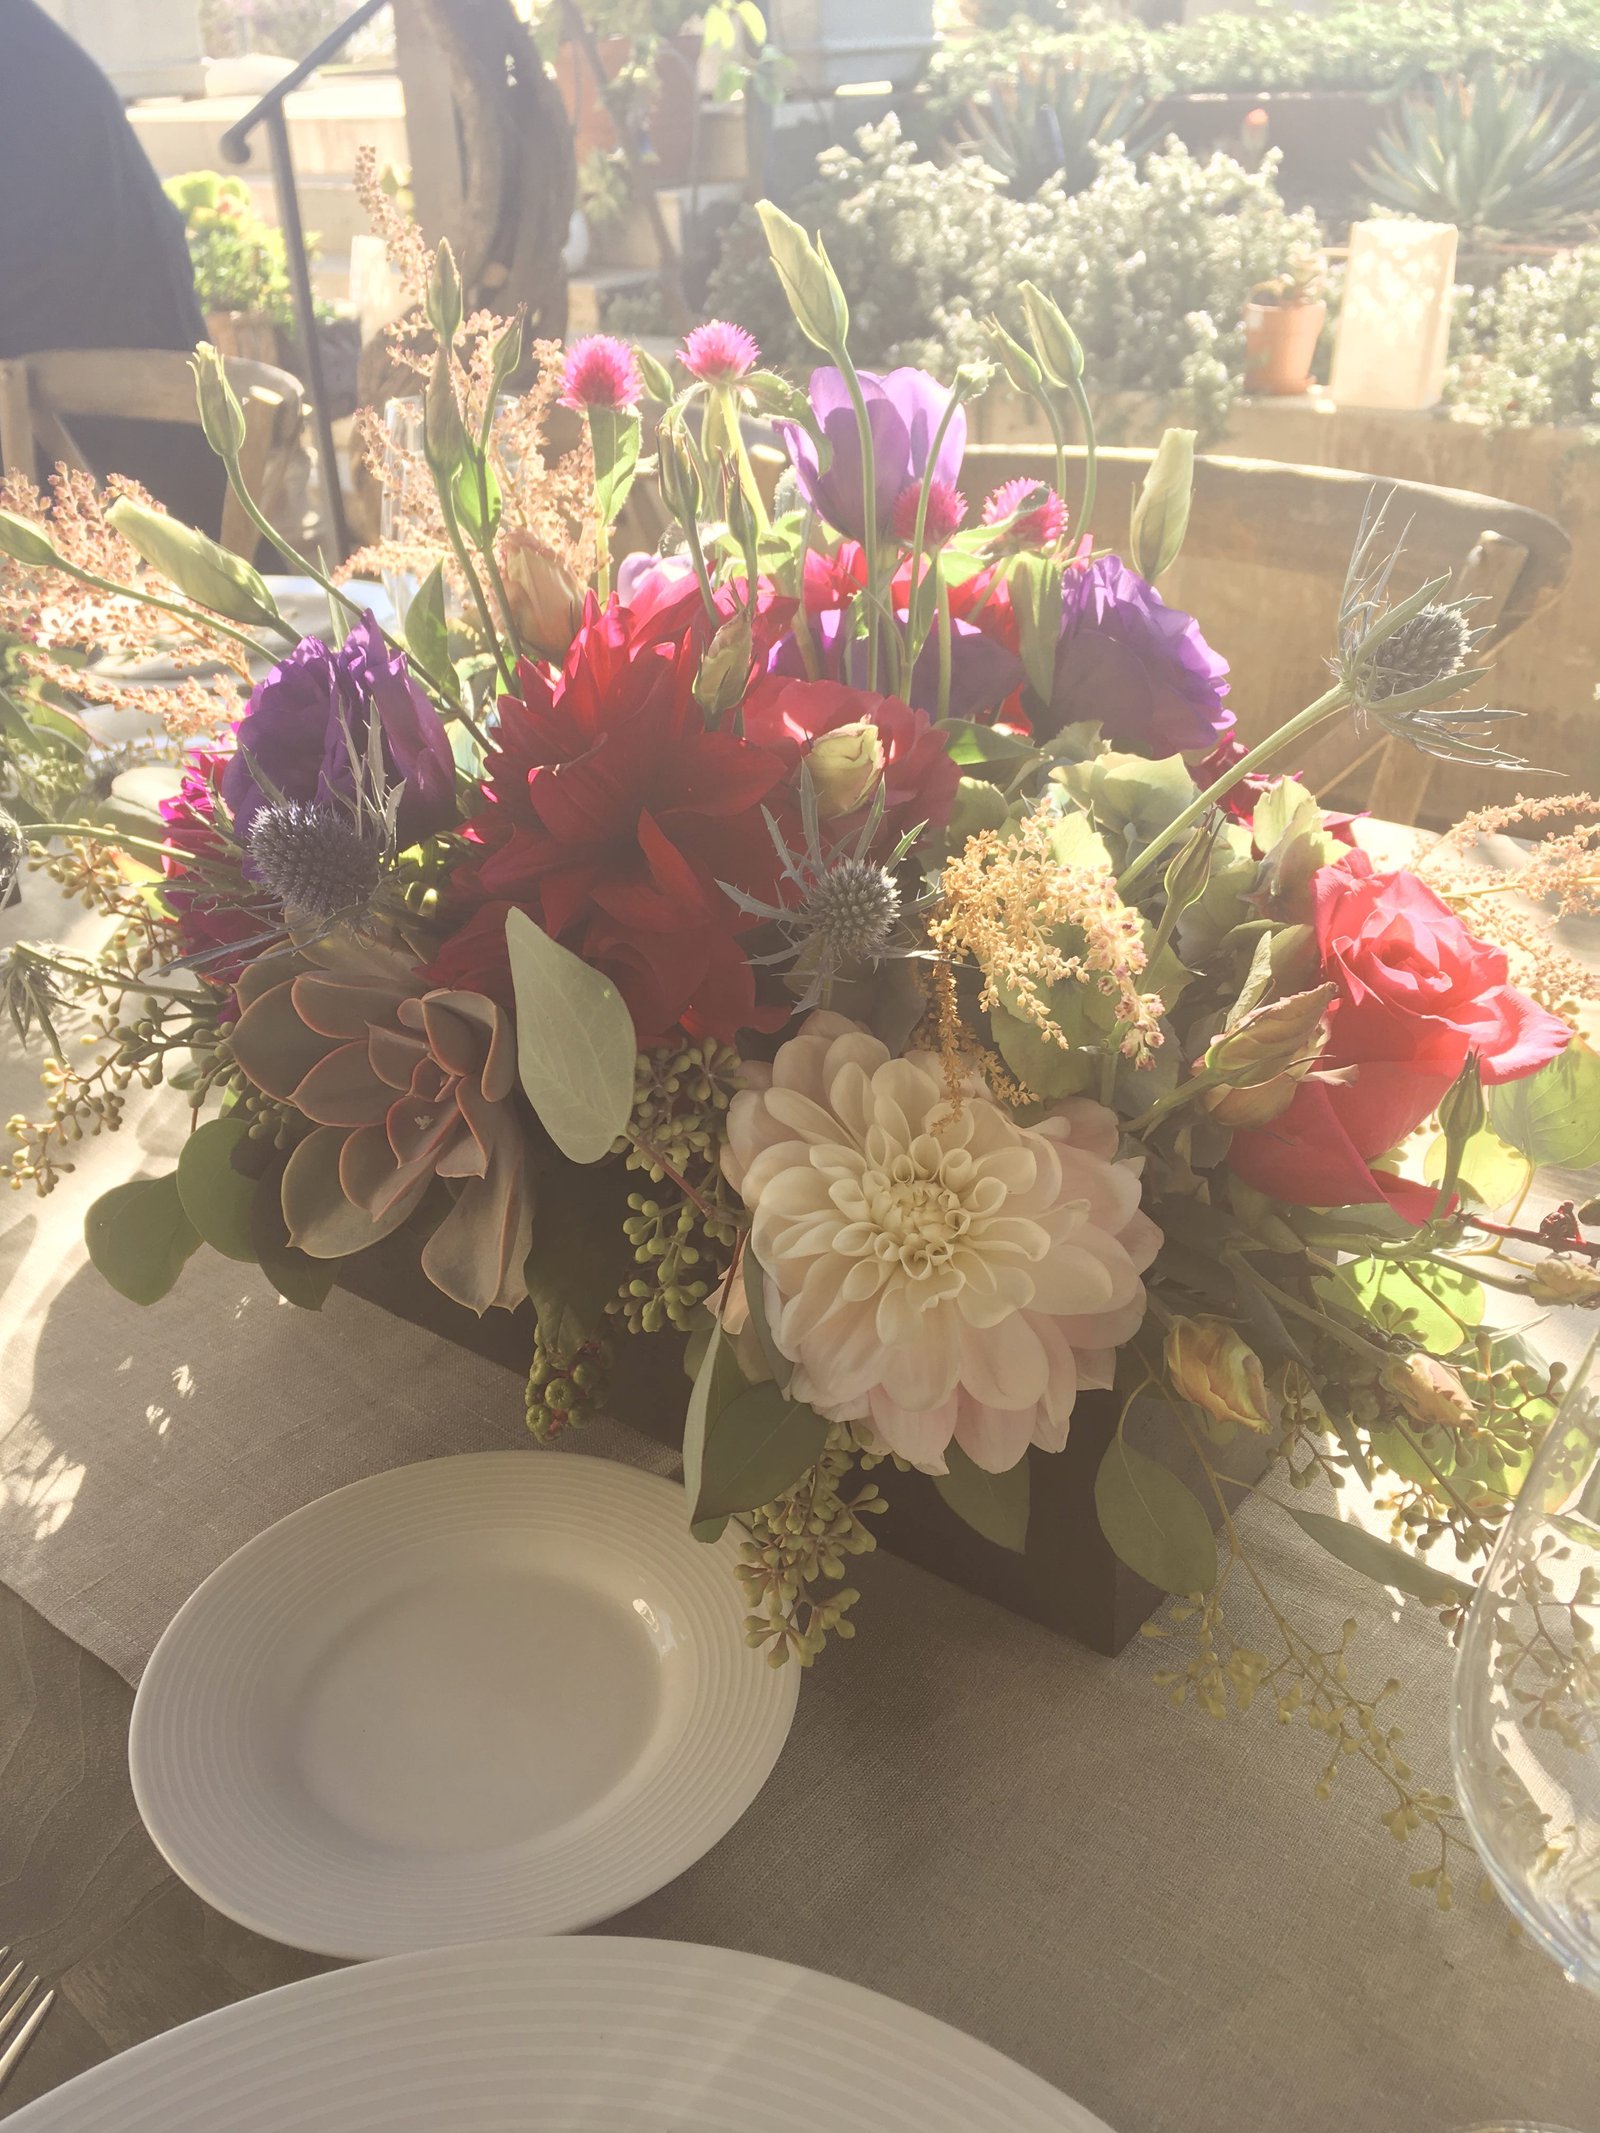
[336,1238,1263,1656]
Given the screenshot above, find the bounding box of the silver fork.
[0,1947,56,2099]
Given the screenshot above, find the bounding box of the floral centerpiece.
[3,175,1598,1897]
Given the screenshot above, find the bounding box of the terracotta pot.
[204,309,284,364]
[1243,297,1326,397]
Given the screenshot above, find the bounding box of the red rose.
[740,674,960,847]
[1229,852,1570,1217]
[431,596,792,1045]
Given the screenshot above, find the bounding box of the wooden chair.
[953,444,1574,824]
[0,348,305,561]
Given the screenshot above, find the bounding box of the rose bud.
[1201,983,1335,1127]
[807,718,885,819]
[1381,1352,1477,1431]
[1165,1317,1272,1431]
[500,530,584,657]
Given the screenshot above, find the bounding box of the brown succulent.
[228,937,534,1314]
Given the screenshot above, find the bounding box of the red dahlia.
[431,596,792,1045]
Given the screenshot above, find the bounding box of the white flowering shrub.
[1450,245,1600,432]
[707,122,1319,439]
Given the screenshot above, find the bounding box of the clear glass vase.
[1452,1331,1600,1994]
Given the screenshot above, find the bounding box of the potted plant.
[163,170,299,364]
[1244,244,1327,394]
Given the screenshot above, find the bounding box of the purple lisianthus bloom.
[1043,555,1233,758]
[776,367,966,546]
[221,613,456,849]
[768,607,1022,723]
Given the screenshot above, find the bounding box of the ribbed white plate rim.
[128,1452,798,1957]
[3,1936,1113,2131]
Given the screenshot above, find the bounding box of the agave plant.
[942,61,1156,201]
[1362,62,1600,239]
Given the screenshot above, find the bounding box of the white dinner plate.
[4,1937,1112,2131]
[129,1454,798,1957]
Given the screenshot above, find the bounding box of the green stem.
[715,385,769,537]
[438,511,515,694]
[789,510,821,680]
[472,464,523,665]
[1066,375,1097,537]
[935,563,953,723]
[1039,387,1069,510]
[1126,1065,1223,1137]
[902,390,966,677]
[25,821,187,864]
[837,357,883,691]
[1118,682,1352,900]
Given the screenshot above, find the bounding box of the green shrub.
[928,2,1600,102]
[706,120,1317,439]
[1450,244,1600,429]
[163,171,297,327]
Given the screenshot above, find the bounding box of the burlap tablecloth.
[3,893,1598,2133]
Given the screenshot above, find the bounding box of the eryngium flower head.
[246,800,382,920]
[0,806,22,902]
[1358,601,1473,703]
[797,856,902,963]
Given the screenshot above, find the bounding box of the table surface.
[3,826,1599,2132]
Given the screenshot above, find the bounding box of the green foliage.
[708,120,1316,439]
[84,1173,201,1306]
[1362,64,1600,239]
[1450,242,1600,429]
[1289,1508,1475,1608]
[504,906,638,1164]
[1094,1433,1217,1594]
[694,1380,831,1522]
[1487,1040,1600,1167]
[175,1115,259,1263]
[921,54,1156,201]
[933,1442,1031,1553]
[163,171,299,328]
[939,3,1600,98]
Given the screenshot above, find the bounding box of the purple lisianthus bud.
[222,612,456,851]
[776,367,966,546]
[1043,555,1233,758]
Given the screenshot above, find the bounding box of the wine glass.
[1452,1330,1600,1994]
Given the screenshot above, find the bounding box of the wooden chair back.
[958,444,1574,824]
[0,348,305,562]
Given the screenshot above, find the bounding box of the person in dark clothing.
[0,0,226,531]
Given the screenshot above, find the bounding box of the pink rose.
[1228,852,1569,1219]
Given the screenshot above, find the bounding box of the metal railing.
[219,0,393,558]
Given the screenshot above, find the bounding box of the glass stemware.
[1452,1332,1600,1992]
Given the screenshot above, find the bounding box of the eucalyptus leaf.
[682,1312,745,1541]
[741,1243,791,1390]
[1290,1508,1474,1608]
[1094,1436,1217,1594]
[1488,1042,1600,1170]
[936,719,1039,778]
[1422,1125,1531,1211]
[696,1380,829,1522]
[104,496,282,631]
[1329,1257,1483,1356]
[249,1166,335,1310]
[505,906,638,1164]
[175,1114,260,1262]
[933,1441,1030,1552]
[85,1172,200,1305]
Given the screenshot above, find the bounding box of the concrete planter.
[1146,89,1390,214]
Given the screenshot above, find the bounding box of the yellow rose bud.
[1165,1316,1272,1431]
[1201,984,1335,1127]
[1381,1352,1477,1432]
[806,720,884,819]
[499,530,583,658]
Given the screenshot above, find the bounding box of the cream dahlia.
[721,1012,1159,1473]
